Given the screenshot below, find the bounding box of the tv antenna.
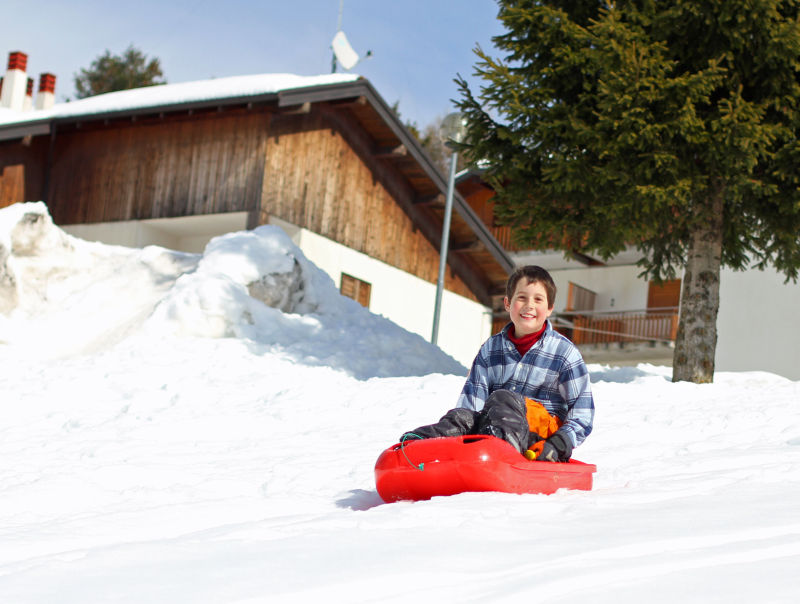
[331,0,372,73]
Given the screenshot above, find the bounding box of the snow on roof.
[0,72,361,127]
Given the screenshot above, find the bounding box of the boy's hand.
[525,432,572,462]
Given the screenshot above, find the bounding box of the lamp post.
[431,112,468,346]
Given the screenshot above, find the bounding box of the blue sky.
[5,0,505,127]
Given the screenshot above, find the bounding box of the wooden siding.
[46,108,270,225]
[0,137,48,208]
[260,111,477,301]
[460,179,518,253]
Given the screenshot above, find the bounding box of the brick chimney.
[35,72,56,110]
[0,51,28,111]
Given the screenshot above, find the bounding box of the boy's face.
[504,279,553,336]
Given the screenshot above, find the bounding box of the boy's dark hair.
[505,265,557,308]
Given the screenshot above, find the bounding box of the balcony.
[553,307,680,346]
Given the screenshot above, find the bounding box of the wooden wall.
[460,183,520,252]
[260,111,477,301]
[46,108,270,225]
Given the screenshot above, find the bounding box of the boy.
[401,265,594,462]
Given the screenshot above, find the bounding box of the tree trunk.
[672,192,724,383]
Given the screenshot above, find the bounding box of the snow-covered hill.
[1,202,798,603]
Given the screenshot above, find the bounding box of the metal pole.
[431,149,458,345]
[332,0,344,73]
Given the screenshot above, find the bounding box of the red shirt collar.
[507,322,547,356]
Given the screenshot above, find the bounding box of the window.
[340,273,371,308]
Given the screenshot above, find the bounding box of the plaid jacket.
[456,320,595,447]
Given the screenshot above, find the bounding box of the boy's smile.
[504,279,553,336]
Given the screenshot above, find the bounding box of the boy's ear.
[503,296,510,311]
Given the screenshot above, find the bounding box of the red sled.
[375,434,596,502]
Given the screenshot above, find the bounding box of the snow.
[1,202,799,602]
[0,73,360,126]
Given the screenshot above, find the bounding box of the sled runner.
[375,434,596,502]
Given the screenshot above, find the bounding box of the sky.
[4,0,506,128]
[1,201,799,602]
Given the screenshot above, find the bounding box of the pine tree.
[457,0,800,383]
[74,45,165,99]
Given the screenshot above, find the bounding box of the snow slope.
[1,203,798,603]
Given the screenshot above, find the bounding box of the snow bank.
[0,202,464,378]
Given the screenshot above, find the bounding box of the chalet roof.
[0,73,514,309]
[0,73,359,125]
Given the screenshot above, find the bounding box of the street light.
[431,112,468,346]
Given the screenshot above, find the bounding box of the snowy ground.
[1,203,799,603]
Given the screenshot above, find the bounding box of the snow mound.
[0,202,465,379]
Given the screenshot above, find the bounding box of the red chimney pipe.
[38,73,56,94]
[7,51,28,72]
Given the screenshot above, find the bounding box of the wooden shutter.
[566,282,597,311]
[0,164,25,208]
[647,279,681,310]
[340,273,371,308]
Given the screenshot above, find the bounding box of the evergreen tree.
[74,45,165,99]
[457,0,800,383]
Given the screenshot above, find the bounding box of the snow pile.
[0,202,197,356]
[0,202,463,378]
[1,202,799,603]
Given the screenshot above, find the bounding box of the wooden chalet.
[0,74,514,325]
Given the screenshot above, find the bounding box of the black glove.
[526,431,573,462]
[399,408,479,443]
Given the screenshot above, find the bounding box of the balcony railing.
[553,307,679,345]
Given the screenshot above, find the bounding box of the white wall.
[547,264,647,313]
[62,213,249,253]
[270,216,490,368]
[716,266,800,380]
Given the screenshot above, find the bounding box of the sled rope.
[399,433,425,471]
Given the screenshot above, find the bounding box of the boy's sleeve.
[456,347,491,411]
[556,353,595,448]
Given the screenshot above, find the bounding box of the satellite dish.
[330,1,372,73]
[331,30,360,71]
